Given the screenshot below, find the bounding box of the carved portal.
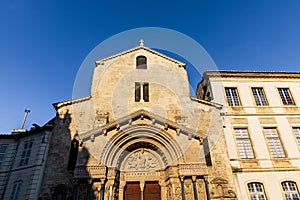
[122,149,163,172]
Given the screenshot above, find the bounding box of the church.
[39,41,237,199]
[1,41,300,200]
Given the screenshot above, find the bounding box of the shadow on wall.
[38,110,95,200]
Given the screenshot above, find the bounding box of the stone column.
[170,178,181,200]
[140,180,145,200]
[109,185,113,200]
[104,182,114,200]
[159,180,167,200]
[118,181,126,200]
[204,176,211,200]
[86,179,93,200]
[192,176,198,200]
[180,176,185,200]
[72,179,78,200]
[100,179,105,200]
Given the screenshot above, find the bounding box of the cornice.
[190,97,223,109]
[80,109,204,142]
[204,70,300,80]
[53,96,92,110]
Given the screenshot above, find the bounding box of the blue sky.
[0,0,300,133]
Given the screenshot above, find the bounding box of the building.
[37,42,237,200]
[197,71,300,200]
[2,41,300,200]
[0,123,53,200]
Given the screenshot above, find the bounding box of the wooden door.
[144,182,161,200]
[124,182,141,200]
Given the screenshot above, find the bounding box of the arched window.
[136,56,147,69]
[247,182,267,200]
[10,180,22,200]
[67,138,79,171]
[282,181,300,200]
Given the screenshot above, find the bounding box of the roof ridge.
[95,45,186,67]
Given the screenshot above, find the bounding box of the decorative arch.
[99,124,185,170]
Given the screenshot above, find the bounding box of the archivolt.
[99,124,185,168]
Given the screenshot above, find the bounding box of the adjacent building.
[197,71,300,200]
[0,123,53,200]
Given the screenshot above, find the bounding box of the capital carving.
[192,176,197,182]
[140,181,145,191]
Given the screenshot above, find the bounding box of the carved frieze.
[178,163,208,176]
[74,165,106,179]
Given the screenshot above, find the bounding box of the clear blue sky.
[0,0,300,133]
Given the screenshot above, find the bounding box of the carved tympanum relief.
[123,149,162,171]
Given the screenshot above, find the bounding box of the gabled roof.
[53,96,91,110]
[80,109,204,142]
[95,45,186,68]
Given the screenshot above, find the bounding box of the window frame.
[135,82,141,102]
[251,87,269,106]
[0,144,8,169]
[135,82,149,102]
[247,182,267,200]
[143,82,149,102]
[136,55,147,69]
[234,128,255,159]
[19,140,34,167]
[277,88,295,106]
[10,180,22,200]
[292,127,300,148]
[263,127,286,158]
[281,181,300,200]
[224,87,241,106]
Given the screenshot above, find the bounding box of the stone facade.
[197,71,300,199]
[0,124,52,200]
[37,44,237,200]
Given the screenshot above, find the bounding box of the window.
[143,82,149,102]
[293,127,300,147]
[282,181,300,200]
[19,140,33,166]
[234,128,254,159]
[248,182,267,200]
[278,88,295,105]
[67,139,79,171]
[252,88,268,106]
[135,82,141,102]
[136,55,147,69]
[0,144,8,169]
[135,82,149,102]
[225,87,241,106]
[203,138,212,166]
[10,181,22,200]
[264,128,285,158]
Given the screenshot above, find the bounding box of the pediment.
[95,45,186,68]
[80,109,205,142]
[210,177,228,185]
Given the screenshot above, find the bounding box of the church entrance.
[144,181,160,200]
[124,182,140,200]
[124,181,161,200]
